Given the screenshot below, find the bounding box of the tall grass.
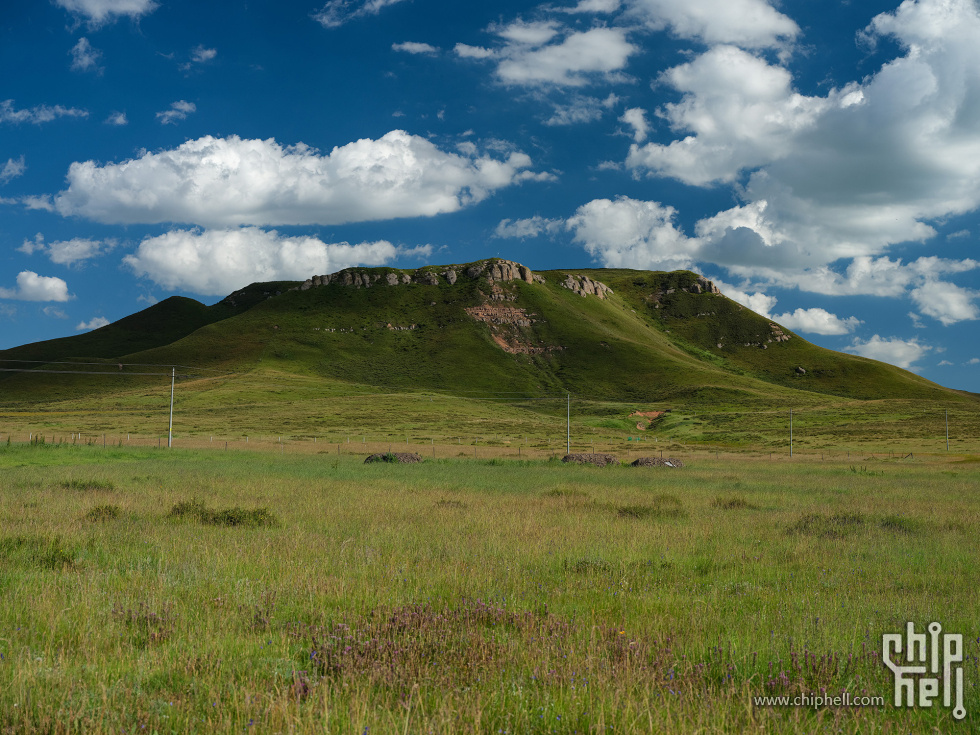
[0,443,977,732]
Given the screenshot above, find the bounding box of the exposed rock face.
[688,276,721,295]
[301,259,539,292]
[465,305,536,327]
[647,275,721,302]
[560,274,613,299]
[562,453,618,467]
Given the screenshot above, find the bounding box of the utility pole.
[566,393,570,455]
[168,367,175,449]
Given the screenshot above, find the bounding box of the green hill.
[0,260,966,408]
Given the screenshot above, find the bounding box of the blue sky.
[2,0,979,392]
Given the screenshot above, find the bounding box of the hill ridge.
[0,260,969,406]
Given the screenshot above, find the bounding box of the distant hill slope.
[0,260,968,405]
[0,281,295,365]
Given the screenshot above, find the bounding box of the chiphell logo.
[883,621,966,721]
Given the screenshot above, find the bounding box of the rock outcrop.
[301,259,540,292]
[560,274,613,299]
[770,324,791,343]
[687,276,721,295]
[465,305,536,327]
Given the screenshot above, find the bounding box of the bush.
[168,500,278,528]
[84,504,121,522]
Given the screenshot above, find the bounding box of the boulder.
[630,457,684,468]
[561,453,618,467]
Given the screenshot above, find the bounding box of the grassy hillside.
[597,269,950,401]
[0,281,294,367]
[0,261,974,443]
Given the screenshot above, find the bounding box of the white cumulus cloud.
[563,0,622,13]
[627,46,831,186]
[770,308,862,335]
[123,227,430,295]
[846,335,932,371]
[909,280,979,326]
[566,196,698,269]
[313,0,409,28]
[55,131,542,228]
[495,216,565,239]
[56,0,158,25]
[454,44,497,59]
[0,272,71,302]
[616,0,980,307]
[458,21,636,88]
[625,0,798,49]
[620,107,648,142]
[156,100,196,125]
[1,99,88,124]
[18,233,117,266]
[544,94,617,126]
[707,278,777,317]
[191,46,217,63]
[76,316,110,331]
[1,156,26,184]
[392,42,438,55]
[70,38,103,73]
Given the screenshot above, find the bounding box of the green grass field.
[1,443,977,733]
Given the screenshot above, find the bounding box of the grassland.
[1,443,977,733]
[2,367,978,459]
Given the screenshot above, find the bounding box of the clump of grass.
[169,499,208,519]
[61,478,115,491]
[711,494,757,510]
[241,591,277,631]
[541,487,590,499]
[168,499,278,528]
[435,499,467,509]
[878,514,919,534]
[111,601,175,646]
[0,533,77,570]
[788,512,866,538]
[565,558,613,574]
[304,598,574,687]
[615,493,684,519]
[83,504,121,522]
[847,465,883,477]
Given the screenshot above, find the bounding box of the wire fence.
[0,427,970,463]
